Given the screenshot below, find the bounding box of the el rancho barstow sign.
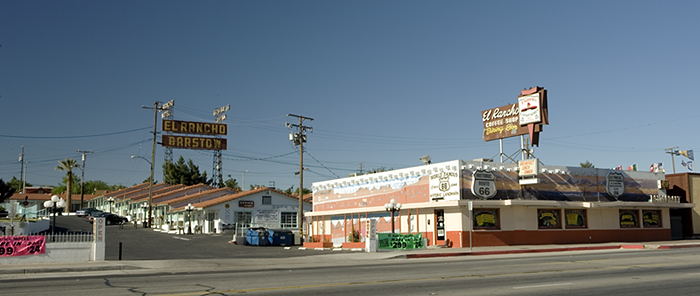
[481,87,549,145]
[162,119,227,151]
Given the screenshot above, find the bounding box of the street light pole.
[107,197,115,213]
[185,203,194,235]
[43,195,66,242]
[132,154,154,228]
[384,199,402,233]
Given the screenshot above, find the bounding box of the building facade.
[309,160,693,247]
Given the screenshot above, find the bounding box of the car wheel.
[106,220,112,225]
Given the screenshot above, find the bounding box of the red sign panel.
[0,235,45,257]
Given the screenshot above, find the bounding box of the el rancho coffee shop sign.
[481,87,548,143]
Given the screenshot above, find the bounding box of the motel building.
[88,184,311,237]
[307,159,696,248]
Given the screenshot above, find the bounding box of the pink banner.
[0,235,46,257]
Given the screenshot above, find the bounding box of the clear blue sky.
[1,1,698,191]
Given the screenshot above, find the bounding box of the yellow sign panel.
[162,119,227,136]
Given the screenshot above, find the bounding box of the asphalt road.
[50,215,318,260]
[4,246,700,295]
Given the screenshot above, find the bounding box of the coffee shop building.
[308,160,694,247]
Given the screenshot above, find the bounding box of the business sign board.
[481,88,548,142]
[519,159,539,177]
[162,135,227,151]
[162,120,227,136]
[518,93,542,125]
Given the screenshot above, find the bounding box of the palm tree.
[56,158,79,212]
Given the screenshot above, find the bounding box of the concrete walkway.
[3,240,700,278]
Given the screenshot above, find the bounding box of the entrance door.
[208,212,217,233]
[435,209,445,245]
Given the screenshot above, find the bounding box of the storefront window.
[474,209,499,229]
[565,209,587,228]
[537,209,561,229]
[642,210,661,227]
[619,209,639,228]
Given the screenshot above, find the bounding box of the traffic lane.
[6,248,700,296]
[104,224,315,260]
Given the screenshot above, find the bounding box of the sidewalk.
[3,240,700,277]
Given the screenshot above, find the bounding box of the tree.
[223,175,241,191]
[51,174,80,195]
[580,161,595,168]
[0,178,16,204]
[55,158,79,212]
[284,186,311,196]
[162,156,211,186]
[7,176,31,193]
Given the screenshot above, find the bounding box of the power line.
[0,127,151,139]
[304,149,340,178]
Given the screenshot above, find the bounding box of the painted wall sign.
[606,172,625,198]
[0,235,45,257]
[429,171,460,201]
[471,170,497,199]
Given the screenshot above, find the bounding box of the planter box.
[303,242,333,248]
[341,242,365,249]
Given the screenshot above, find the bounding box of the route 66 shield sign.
[471,170,497,199]
[606,171,625,198]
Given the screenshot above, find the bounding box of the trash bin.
[246,227,269,246]
[267,229,294,246]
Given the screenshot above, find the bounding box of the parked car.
[88,212,128,225]
[76,207,102,217]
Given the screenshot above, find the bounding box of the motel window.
[280,212,297,229]
[565,209,587,229]
[537,209,561,229]
[473,209,499,230]
[642,210,662,227]
[262,196,272,205]
[619,209,639,228]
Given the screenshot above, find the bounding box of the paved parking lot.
[52,215,318,260]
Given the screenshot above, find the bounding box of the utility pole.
[286,114,313,243]
[142,101,167,228]
[76,150,93,210]
[18,146,24,193]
